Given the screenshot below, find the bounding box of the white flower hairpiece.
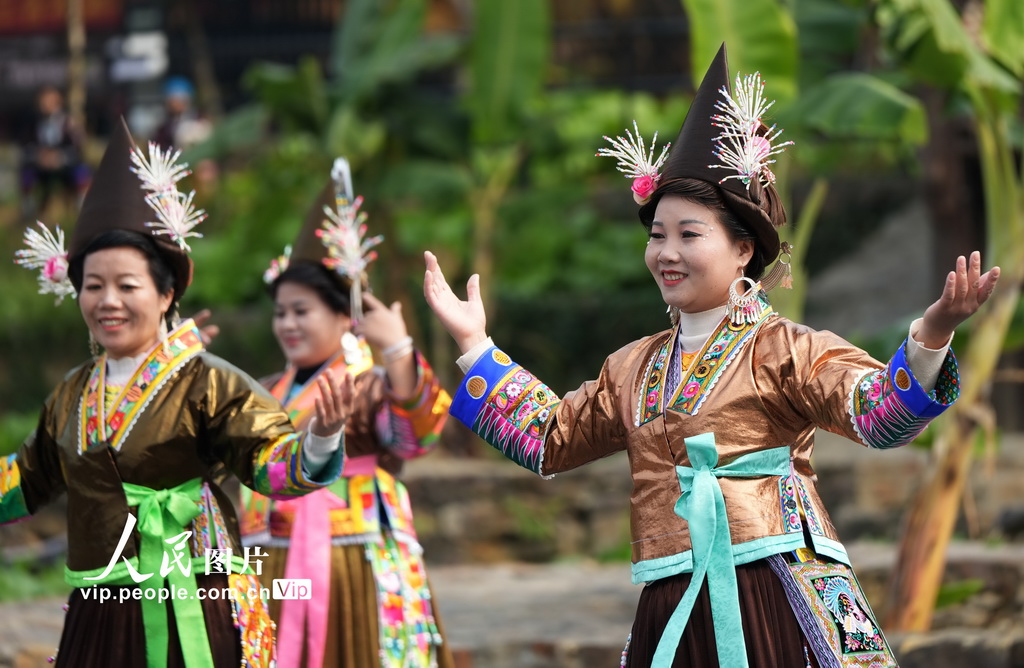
[318,195,384,280]
[263,245,292,284]
[144,189,206,253]
[129,141,191,193]
[597,121,671,205]
[130,142,207,251]
[14,222,76,303]
[709,72,793,188]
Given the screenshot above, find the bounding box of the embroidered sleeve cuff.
[0,454,30,525]
[451,346,560,475]
[848,339,959,449]
[254,432,344,498]
[891,338,959,417]
[382,352,451,458]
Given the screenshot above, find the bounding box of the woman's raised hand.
[917,251,1000,349]
[357,292,410,351]
[310,367,356,436]
[423,251,488,353]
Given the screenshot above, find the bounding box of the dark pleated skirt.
[625,560,818,668]
[55,574,243,668]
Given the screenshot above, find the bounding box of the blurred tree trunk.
[66,0,86,134]
[181,0,222,120]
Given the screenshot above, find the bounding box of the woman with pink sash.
[240,175,454,668]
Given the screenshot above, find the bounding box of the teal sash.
[652,434,790,667]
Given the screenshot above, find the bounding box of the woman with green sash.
[422,45,999,667]
[3,119,354,667]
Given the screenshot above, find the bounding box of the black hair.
[269,262,351,316]
[638,178,771,280]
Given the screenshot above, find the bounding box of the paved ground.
[0,561,639,667]
[4,544,1024,667]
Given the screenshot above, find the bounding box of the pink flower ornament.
[597,121,670,205]
[631,175,658,205]
[43,255,68,283]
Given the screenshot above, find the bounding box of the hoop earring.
[89,330,99,357]
[728,277,765,326]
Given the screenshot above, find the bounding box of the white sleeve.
[301,419,342,475]
[906,318,953,392]
[456,337,496,374]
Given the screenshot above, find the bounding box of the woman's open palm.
[918,251,1000,348]
[423,251,488,353]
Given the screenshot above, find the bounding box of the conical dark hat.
[289,181,333,266]
[68,117,193,301]
[639,44,782,257]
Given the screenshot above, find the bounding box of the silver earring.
[728,277,764,326]
[89,331,99,357]
[160,314,170,356]
[666,304,681,326]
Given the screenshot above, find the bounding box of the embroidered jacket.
[0,320,344,574]
[239,339,450,547]
[451,297,958,584]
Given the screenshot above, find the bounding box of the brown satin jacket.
[450,296,958,582]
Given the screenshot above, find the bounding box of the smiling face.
[79,247,174,359]
[645,195,754,314]
[273,281,351,368]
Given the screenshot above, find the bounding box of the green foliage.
[794,0,869,85]
[468,0,550,144]
[0,560,70,601]
[877,0,1020,97]
[595,538,634,564]
[982,0,1024,77]
[680,0,799,104]
[934,578,985,609]
[0,411,39,456]
[501,496,561,542]
[333,0,462,104]
[787,73,928,166]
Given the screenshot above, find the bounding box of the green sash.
[66,478,214,668]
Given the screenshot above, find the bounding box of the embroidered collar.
[270,337,374,425]
[636,291,774,424]
[79,320,205,454]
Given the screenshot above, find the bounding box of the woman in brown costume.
[3,120,353,667]
[423,45,1000,667]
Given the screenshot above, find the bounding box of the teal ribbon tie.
[123,478,215,668]
[651,434,790,668]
